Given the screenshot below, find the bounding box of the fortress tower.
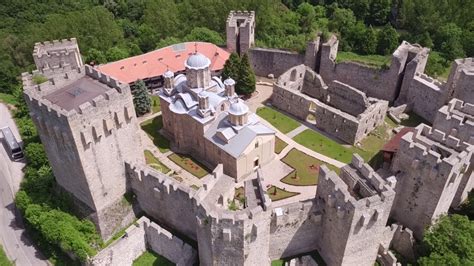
[33,38,83,70]
[226,11,255,55]
[316,155,396,266]
[389,124,473,239]
[22,65,144,239]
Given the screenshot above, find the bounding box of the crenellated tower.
[316,155,396,266]
[33,38,83,70]
[226,11,255,55]
[22,65,144,239]
[390,124,473,239]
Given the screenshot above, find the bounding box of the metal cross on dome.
[194,42,198,53]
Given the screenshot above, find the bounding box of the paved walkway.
[286,124,308,139]
[0,103,50,266]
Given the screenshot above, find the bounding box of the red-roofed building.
[381,127,415,167]
[96,42,230,89]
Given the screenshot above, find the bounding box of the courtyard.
[281,149,340,186]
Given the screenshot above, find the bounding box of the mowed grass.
[150,95,161,113]
[140,116,170,153]
[168,153,209,178]
[257,107,300,134]
[293,129,362,164]
[144,150,170,174]
[266,185,299,201]
[0,245,11,266]
[275,137,288,154]
[281,149,340,186]
[133,250,174,266]
[336,51,391,69]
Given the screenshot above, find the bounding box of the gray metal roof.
[185,53,211,69]
[204,113,275,158]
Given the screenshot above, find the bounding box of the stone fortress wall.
[226,11,255,55]
[88,216,197,266]
[272,64,388,144]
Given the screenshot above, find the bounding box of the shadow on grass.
[140,116,170,153]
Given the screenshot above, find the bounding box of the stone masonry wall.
[268,201,321,260]
[433,99,474,144]
[33,38,83,70]
[88,216,197,266]
[127,163,199,241]
[405,74,446,123]
[390,125,473,239]
[248,48,305,77]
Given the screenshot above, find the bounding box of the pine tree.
[236,53,256,96]
[132,79,151,116]
[221,52,240,80]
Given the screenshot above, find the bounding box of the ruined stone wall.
[272,83,314,120]
[405,74,446,123]
[226,11,255,54]
[327,81,369,116]
[268,201,320,260]
[248,48,305,77]
[390,125,473,239]
[319,37,402,102]
[446,58,474,104]
[33,38,83,70]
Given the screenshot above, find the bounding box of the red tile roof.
[96,42,230,84]
[382,127,415,153]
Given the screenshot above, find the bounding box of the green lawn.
[275,137,288,154]
[271,259,285,266]
[293,129,363,164]
[256,107,300,134]
[150,95,161,113]
[140,116,170,153]
[144,150,170,174]
[0,93,17,105]
[281,149,340,186]
[336,51,391,69]
[168,153,209,178]
[133,250,174,266]
[0,245,11,266]
[266,186,299,201]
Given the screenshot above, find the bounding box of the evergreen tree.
[236,53,256,96]
[132,79,151,116]
[221,52,240,80]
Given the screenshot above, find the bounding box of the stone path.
[286,124,308,138]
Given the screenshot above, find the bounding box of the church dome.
[228,99,249,116]
[185,53,211,69]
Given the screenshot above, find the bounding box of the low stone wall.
[87,220,146,266]
[88,216,197,266]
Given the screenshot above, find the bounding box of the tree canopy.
[418,215,474,265]
[132,79,152,116]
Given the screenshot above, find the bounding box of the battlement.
[348,154,396,195]
[399,124,472,172]
[127,162,195,199]
[23,65,132,123]
[318,165,357,215]
[226,11,255,26]
[33,38,79,57]
[415,73,444,88]
[448,98,474,117]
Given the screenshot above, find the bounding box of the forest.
[0,0,473,264]
[1,0,474,95]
